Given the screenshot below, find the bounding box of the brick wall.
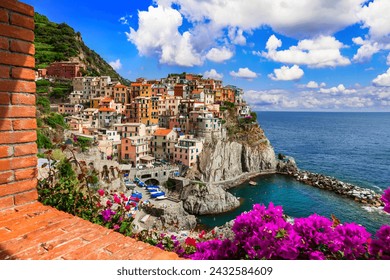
[0,0,37,211]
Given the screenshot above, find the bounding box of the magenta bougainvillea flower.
[97,189,105,196]
[382,188,390,213]
[101,209,116,222]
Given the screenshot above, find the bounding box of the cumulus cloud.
[268,65,304,81]
[357,0,390,40]
[305,81,324,89]
[387,53,390,65]
[373,68,390,86]
[319,84,357,95]
[262,35,351,68]
[230,67,258,79]
[203,69,223,80]
[352,37,381,62]
[109,59,122,70]
[126,5,202,67]
[243,85,383,111]
[228,27,246,45]
[206,47,234,63]
[165,0,363,38]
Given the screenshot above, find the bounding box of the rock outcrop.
[181,183,240,215]
[145,203,197,232]
[193,139,276,184]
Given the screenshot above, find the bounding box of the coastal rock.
[152,203,197,232]
[194,139,276,184]
[291,169,384,207]
[181,183,240,215]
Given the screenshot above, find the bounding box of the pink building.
[174,135,203,167]
[121,136,150,167]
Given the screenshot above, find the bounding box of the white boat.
[249,180,257,186]
[156,195,167,200]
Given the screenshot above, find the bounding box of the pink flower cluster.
[191,202,390,260]
[382,188,390,213]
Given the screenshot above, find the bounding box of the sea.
[198,112,390,234]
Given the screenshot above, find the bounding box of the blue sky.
[24,0,390,111]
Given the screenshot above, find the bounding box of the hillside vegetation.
[34,13,128,84]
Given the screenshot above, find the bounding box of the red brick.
[0,131,37,145]
[14,143,37,157]
[14,189,38,205]
[10,13,34,30]
[0,119,12,131]
[0,1,34,17]
[0,106,36,118]
[0,65,10,78]
[0,23,34,42]
[0,9,9,23]
[0,51,34,68]
[0,92,10,104]
[13,119,37,130]
[11,67,35,80]
[0,37,9,50]
[0,146,12,158]
[11,93,35,105]
[0,79,36,93]
[0,196,14,209]
[10,40,34,55]
[10,156,37,170]
[14,167,37,181]
[0,178,37,197]
[0,170,13,184]
[0,158,11,171]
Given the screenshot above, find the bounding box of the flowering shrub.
[190,203,390,260]
[133,231,195,257]
[369,225,390,260]
[382,187,390,213]
[96,190,134,236]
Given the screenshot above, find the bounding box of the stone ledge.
[0,202,181,260]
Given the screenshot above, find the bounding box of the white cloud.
[243,86,381,111]
[319,84,357,95]
[387,53,390,66]
[373,68,390,87]
[109,59,122,70]
[357,0,390,40]
[230,67,258,79]
[268,65,304,81]
[168,0,363,38]
[203,69,223,80]
[126,5,202,67]
[119,15,132,25]
[206,47,234,63]
[306,81,326,88]
[228,27,246,45]
[352,37,381,62]
[262,35,351,68]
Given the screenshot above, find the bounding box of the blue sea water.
[198,112,390,233]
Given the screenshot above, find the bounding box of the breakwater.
[279,158,384,207]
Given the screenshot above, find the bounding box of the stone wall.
[0,0,37,211]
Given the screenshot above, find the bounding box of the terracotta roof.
[98,108,116,112]
[114,84,127,89]
[154,128,173,137]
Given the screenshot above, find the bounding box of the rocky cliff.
[193,140,276,184]
[187,109,277,185]
[181,183,240,215]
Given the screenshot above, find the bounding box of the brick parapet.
[0,0,37,211]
